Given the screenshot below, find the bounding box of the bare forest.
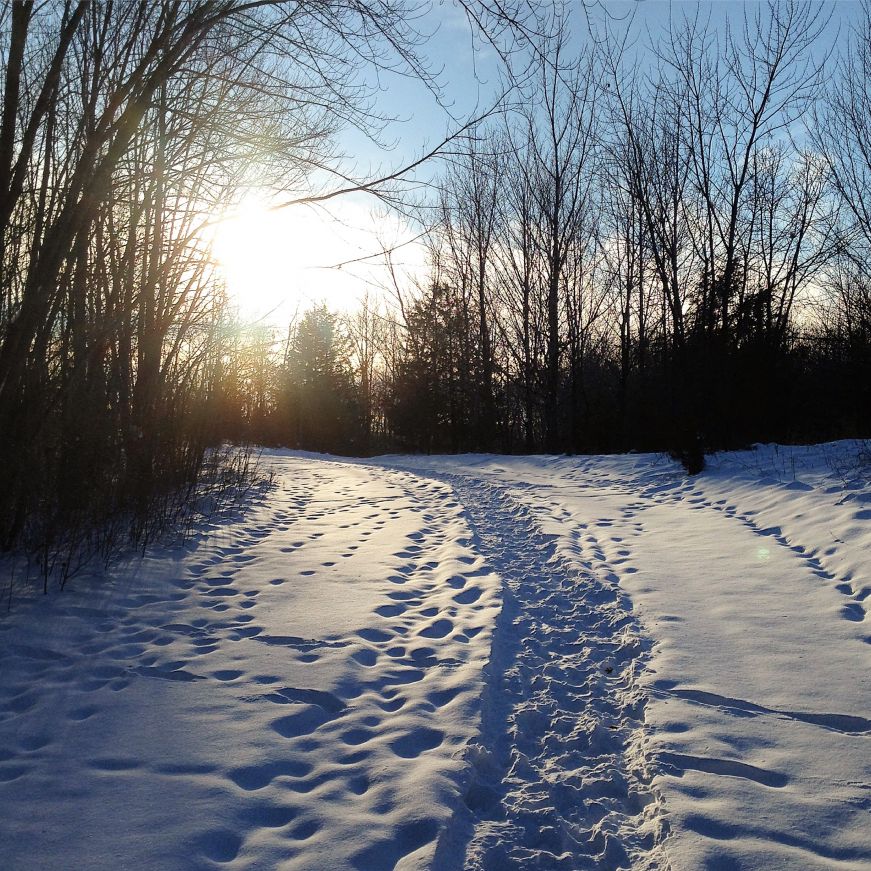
[227,3,871,466]
[0,1,869,582]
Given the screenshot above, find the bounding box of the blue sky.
[337,0,864,183]
[221,2,865,321]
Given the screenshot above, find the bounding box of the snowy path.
[431,476,667,870]
[2,446,870,871]
[0,458,501,871]
[391,449,871,871]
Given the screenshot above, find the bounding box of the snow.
[383,444,871,870]
[1,443,869,870]
[0,459,501,870]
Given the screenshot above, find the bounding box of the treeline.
[0,0,537,581]
[3,1,871,583]
[227,3,871,462]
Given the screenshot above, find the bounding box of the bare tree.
[0,0,546,572]
[520,32,601,451]
[433,128,503,447]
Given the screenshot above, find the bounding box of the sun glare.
[210,195,422,321]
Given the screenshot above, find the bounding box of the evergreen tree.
[282,305,361,453]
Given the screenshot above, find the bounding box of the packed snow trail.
[425,474,668,870]
[389,447,871,871]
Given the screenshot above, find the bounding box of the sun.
[210,197,315,320]
[209,193,429,322]
[210,195,391,321]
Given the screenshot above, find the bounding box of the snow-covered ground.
[1,443,869,870]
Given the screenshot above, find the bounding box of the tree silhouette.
[283,305,360,454]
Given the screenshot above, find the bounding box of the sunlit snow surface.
[1,444,869,870]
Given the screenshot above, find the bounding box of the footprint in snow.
[190,829,242,863]
[389,727,444,758]
[840,602,865,622]
[418,618,453,639]
[228,759,313,790]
